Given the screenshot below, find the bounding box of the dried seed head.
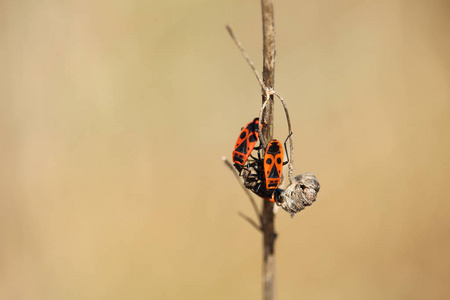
[279,173,320,218]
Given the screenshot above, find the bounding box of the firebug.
[232,118,261,171]
[263,133,292,191]
[264,140,284,190]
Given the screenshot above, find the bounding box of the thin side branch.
[226,26,266,92]
[238,212,263,231]
[222,157,262,226]
[226,25,272,149]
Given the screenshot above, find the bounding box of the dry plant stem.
[261,1,276,300]
[227,1,293,298]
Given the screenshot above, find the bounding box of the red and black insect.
[232,118,261,172]
[241,133,292,204]
[232,118,292,205]
[264,140,284,190]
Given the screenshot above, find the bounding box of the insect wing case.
[264,139,283,190]
[232,118,260,168]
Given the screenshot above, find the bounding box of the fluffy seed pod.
[279,173,320,218]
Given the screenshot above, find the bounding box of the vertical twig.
[261,1,276,300]
[227,1,283,298]
[226,0,320,295]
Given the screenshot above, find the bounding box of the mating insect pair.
[232,118,291,205]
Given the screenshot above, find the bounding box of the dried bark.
[260,1,277,299]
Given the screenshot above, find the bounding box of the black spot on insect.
[266,158,272,164]
[277,158,281,164]
[240,131,247,139]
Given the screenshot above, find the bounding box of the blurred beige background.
[1,0,449,299]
